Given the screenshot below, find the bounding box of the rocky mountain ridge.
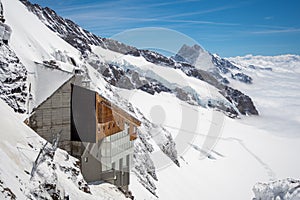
[19,0,258,116]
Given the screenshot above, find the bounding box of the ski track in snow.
[179,125,277,181]
[223,137,277,181]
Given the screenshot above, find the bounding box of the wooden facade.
[95,94,140,142]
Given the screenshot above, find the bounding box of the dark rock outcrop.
[221,86,258,115]
[0,43,27,113]
[231,72,253,84]
[20,0,104,55]
[212,54,240,73]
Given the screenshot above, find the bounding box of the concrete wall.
[29,77,75,153]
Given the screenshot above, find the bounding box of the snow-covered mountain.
[0,0,299,199]
[173,44,216,71]
[174,44,253,85]
[18,0,259,117]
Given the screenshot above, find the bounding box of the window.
[84,157,88,162]
[126,155,130,167]
[112,162,115,170]
[125,123,129,134]
[119,158,123,171]
[106,146,110,155]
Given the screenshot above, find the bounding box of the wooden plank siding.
[96,94,140,142]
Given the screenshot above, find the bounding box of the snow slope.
[2,0,79,66]
[127,92,300,199]
[2,0,81,109]
[92,45,230,108]
[0,100,128,199]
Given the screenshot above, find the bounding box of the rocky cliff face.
[0,43,27,113]
[221,86,258,115]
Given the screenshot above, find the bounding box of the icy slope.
[0,100,128,199]
[2,0,81,108]
[92,46,225,101]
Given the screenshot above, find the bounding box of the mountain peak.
[173,43,216,72]
[192,44,202,51]
[174,44,203,64]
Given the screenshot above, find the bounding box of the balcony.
[97,122,122,141]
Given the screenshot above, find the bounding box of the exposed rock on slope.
[174,44,253,85]
[174,44,258,115]
[221,86,258,115]
[253,178,300,200]
[19,0,104,55]
[0,43,27,113]
[20,0,139,57]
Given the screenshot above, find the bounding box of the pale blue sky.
[30,0,300,57]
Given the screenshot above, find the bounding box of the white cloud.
[251,28,300,34]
